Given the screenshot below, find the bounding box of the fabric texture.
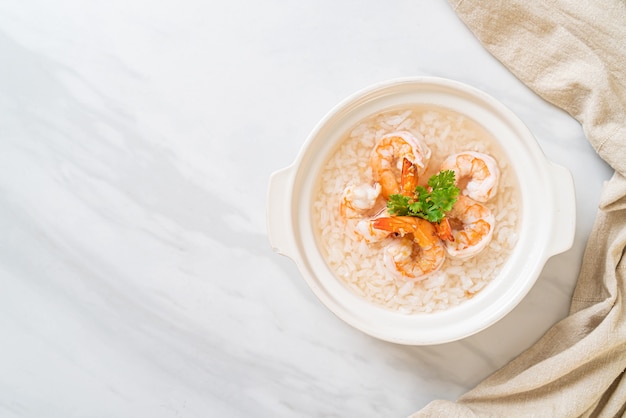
[412,0,626,417]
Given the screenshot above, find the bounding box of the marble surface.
[0,1,614,417]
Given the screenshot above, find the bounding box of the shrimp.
[400,157,418,197]
[443,195,495,259]
[340,184,390,242]
[400,157,454,242]
[370,131,431,199]
[340,182,382,219]
[372,216,445,280]
[351,159,419,243]
[353,208,393,243]
[435,217,454,242]
[440,151,499,202]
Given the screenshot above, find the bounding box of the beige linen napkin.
[412,0,626,417]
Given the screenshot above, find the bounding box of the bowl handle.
[266,165,296,257]
[546,162,576,257]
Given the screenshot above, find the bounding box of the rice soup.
[312,105,521,314]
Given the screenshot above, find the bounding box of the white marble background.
[0,1,614,417]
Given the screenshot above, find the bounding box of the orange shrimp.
[370,131,431,199]
[440,151,499,202]
[435,217,454,242]
[372,216,445,280]
[352,208,393,243]
[400,157,419,197]
[351,159,419,243]
[400,157,453,242]
[443,195,495,259]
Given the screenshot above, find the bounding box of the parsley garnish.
[387,170,459,223]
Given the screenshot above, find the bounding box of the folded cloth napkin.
[412,0,626,417]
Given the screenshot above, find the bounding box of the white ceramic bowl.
[267,77,575,345]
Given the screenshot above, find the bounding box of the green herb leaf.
[386,194,411,216]
[386,170,459,223]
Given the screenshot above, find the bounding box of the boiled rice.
[312,105,520,314]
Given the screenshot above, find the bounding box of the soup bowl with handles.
[266,76,575,345]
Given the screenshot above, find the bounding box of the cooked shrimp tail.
[435,217,454,242]
[401,157,418,197]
